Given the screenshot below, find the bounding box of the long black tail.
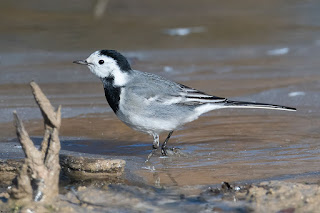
[223,100,296,111]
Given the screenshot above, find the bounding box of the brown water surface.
[0,0,320,187]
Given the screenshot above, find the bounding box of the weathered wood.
[9,82,61,205]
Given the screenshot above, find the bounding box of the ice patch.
[163,27,206,36]
[267,47,289,56]
[163,66,174,73]
[288,91,305,97]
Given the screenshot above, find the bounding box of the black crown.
[99,50,131,71]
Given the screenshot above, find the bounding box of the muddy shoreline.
[0,136,320,212]
[1,153,320,212]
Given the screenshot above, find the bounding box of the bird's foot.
[161,147,181,156]
[146,146,182,162]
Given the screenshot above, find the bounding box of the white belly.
[117,111,179,134]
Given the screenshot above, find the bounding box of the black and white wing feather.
[128,70,296,111]
[177,83,226,105]
[127,71,226,106]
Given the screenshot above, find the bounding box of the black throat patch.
[102,77,121,113]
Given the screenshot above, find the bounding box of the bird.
[73,50,296,161]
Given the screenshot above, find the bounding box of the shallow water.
[1,0,320,188]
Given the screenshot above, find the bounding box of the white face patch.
[85,51,129,86]
[112,69,129,86]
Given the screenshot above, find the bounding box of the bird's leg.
[161,131,174,156]
[146,133,159,162]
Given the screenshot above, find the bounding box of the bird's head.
[74,50,132,86]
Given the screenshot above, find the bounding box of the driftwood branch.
[8,82,61,204]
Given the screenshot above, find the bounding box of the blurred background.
[1,0,320,51]
[0,0,320,185]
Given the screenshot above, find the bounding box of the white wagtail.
[74,50,296,160]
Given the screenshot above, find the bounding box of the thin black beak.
[73,60,88,65]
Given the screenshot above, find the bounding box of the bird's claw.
[161,147,167,156]
[161,147,180,156]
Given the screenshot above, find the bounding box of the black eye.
[98,60,104,65]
